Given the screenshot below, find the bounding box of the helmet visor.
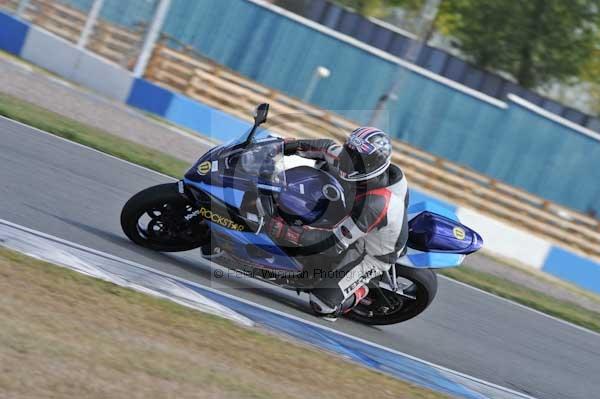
[338,144,389,181]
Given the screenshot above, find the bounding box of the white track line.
[0,218,536,399]
[3,114,599,339]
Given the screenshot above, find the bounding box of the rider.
[266,127,409,320]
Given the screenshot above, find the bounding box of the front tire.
[121,183,207,252]
[347,266,438,325]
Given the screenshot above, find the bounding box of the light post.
[369,0,442,126]
[133,0,172,78]
[77,0,105,50]
[303,66,331,102]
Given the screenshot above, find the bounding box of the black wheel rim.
[136,202,203,245]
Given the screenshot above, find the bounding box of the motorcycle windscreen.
[220,138,286,192]
[407,211,483,255]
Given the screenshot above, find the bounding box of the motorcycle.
[121,103,483,325]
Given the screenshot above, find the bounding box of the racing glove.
[265,216,304,246]
[283,138,301,156]
[284,138,336,158]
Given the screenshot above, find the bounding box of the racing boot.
[309,285,369,322]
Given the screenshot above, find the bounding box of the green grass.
[0,93,189,178]
[0,247,448,399]
[439,266,600,333]
[2,90,599,334]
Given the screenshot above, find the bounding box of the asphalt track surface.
[2,117,600,399]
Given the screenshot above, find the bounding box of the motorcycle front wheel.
[347,265,438,326]
[121,183,208,252]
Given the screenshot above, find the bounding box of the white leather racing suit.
[283,138,409,313]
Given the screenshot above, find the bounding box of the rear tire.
[347,266,438,326]
[121,183,207,252]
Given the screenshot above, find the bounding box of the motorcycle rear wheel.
[121,183,207,252]
[347,266,438,325]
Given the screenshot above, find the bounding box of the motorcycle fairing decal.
[400,248,464,269]
[198,207,245,231]
[197,161,212,175]
[338,263,381,298]
[209,222,303,271]
[184,178,245,208]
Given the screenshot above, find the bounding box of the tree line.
[336,0,600,100]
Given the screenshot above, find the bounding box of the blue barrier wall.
[0,12,29,55]
[126,78,251,142]
[57,0,600,214]
[543,248,600,294]
[126,78,173,116]
[166,94,252,142]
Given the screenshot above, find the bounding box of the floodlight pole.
[77,0,105,50]
[133,0,172,78]
[303,66,331,102]
[369,0,442,126]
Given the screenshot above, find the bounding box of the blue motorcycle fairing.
[400,202,483,268]
[185,138,286,191]
[408,212,483,255]
[209,222,304,271]
[184,179,245,209]
[402,248,465,269]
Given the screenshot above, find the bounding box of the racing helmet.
[338,127,393,182]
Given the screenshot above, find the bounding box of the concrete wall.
[1,10,600,295]
[11,20,134,102]
[456,208,552,269]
